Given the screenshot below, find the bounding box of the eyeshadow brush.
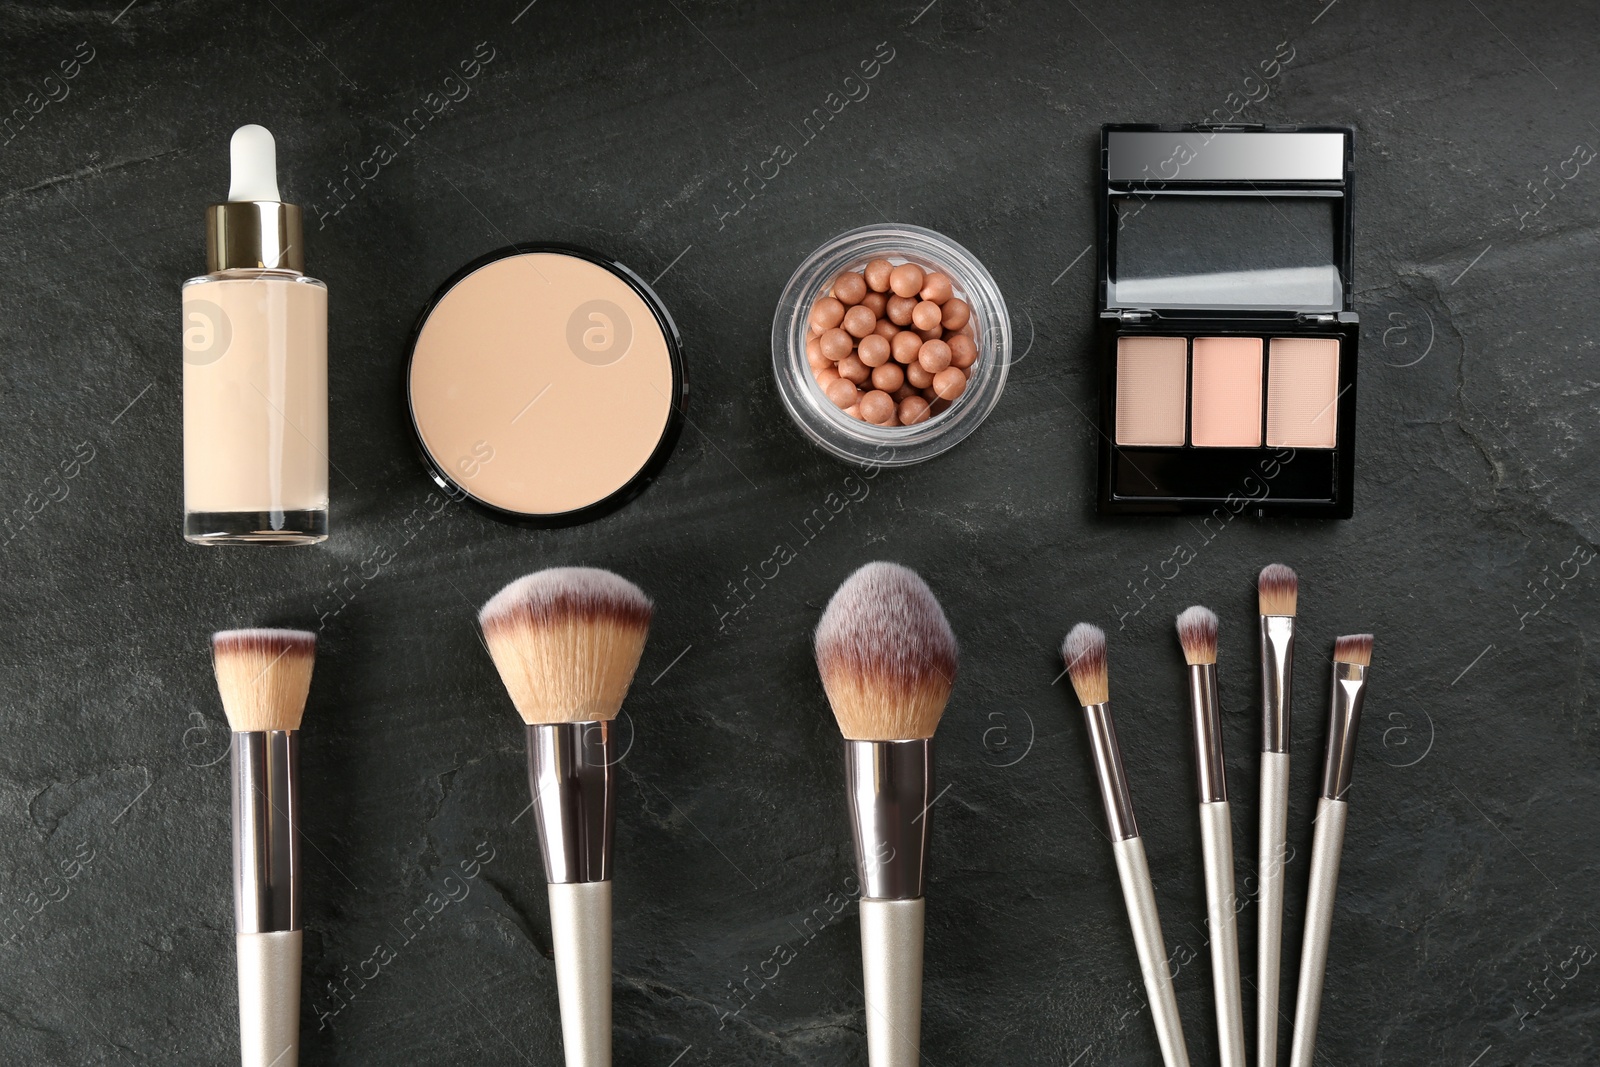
[1176,607,1246,1067]
[1063,624,1192,1067]
[1288,634,1374,1067]
[211,628,317,1067]
[1255,563,1298,1066]
[479,567,654,1067]
[814,562,957,1067]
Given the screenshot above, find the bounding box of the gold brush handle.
[1200,801,1247,1067]
[1112,836,1192,1067]
[1257,750,1291,1066]
[859,897,925,1067]
[1289,797,1348,1067]
[548,880,613,1067]
[236,930,300,1067]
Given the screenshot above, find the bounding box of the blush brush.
[479,567,653,1067]
[814,561,957,1067]
[1255,563,1298,1065]
[211,628,317,1067]
[1062,623,1191,1067]
[1288,634,1374,1067]
[1176,606,1246,1067]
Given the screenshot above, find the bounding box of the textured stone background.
[1,1,1596,1064]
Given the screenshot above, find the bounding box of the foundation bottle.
[182,124,328,544]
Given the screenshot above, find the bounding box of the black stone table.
[1,2,1594,1064]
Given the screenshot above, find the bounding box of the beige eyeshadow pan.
[1190,337,1264,447]
[1115,337,1188,445]
[1267,338,1340,448]
[407,247,685,524]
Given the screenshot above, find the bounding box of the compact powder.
[1267,338,1340,448]
[407,247,684,523]
[1116,337,1188,446]
[1191,337,1263,447]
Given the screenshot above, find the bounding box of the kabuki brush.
[211,628,317,1067]
[479,567,653,1067]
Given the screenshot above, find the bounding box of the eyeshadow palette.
[1096,124,1357,518]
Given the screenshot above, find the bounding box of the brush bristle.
[1333,633,1373,667]
[1061,623,1108,707]
[478,567,653,724]
[1176,606,1219,666]
[814,562,957,741]
[212,629,317,732]
[1258,564,1299,617]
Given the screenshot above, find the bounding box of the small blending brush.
[479,567,653,1067]
[1062,624,1192,1067]
[1288,633,1374,1067]
[1256,563,1298,1066]
[211,628,317,1067]
[1175,607,1246,1067]
[815,562,957,1067]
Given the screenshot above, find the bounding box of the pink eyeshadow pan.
[1190,337,1264,447]
[1267,338,1340,448]
[1116,337,1188,445]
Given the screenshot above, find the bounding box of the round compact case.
[406,244,687,526]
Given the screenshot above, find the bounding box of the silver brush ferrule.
[1187,663,1228,804]
[1320,662,1369,800]
[844,739,933,901]
[232,731,300,934]
[1260,615,1296,754]
[1082,703,1139,842]
[527,721,616,885]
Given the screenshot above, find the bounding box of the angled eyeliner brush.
[1175,607,1246,1067]
[1256,563,1298,1066]
[1288,634,1374,1067]
[1063,624,1191,1067]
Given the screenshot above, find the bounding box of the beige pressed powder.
[407,248,684,524]
[1115,336,1188,446]
[1190,336,1264,448]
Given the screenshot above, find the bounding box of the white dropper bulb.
[227,124,281,202]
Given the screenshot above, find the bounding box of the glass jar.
[772,224,1011,467]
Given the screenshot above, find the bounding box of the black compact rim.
[403,242,688,528]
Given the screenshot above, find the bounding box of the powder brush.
[815,562,957,1067]
[212,628,317,1067]
[1255,563,1298,1065]
[480,567,653,1067]
[1288,634,1374,1067]
[1176,606,1245,1067]
[1062,623,1191,1067]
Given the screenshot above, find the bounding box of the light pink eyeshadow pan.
[1190,337,1263,447]
[1116,337,1188,445]
[1267,338,1340,448]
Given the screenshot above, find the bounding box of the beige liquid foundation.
[183,125,328,544]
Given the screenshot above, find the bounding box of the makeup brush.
[212,628,317,1067]
[1062,624,1192,1067]
[1256,563,1297,1066]
[815,561,956,1067]
[1175,607,1246,1067]
[479,567,653,1067]
[1288,634,1374,1067]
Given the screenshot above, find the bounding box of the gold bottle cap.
[206,200,304,273]
[205,125,304,273]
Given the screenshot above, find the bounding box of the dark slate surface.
[1,2,1596,1064]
